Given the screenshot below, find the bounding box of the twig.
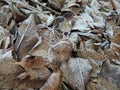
[31,0,61,15]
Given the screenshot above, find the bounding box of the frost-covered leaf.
[92,14,105,28]
[87,77,118,90]
[40,70,62,90]
[111,0,120,14]
[47,14,54,26]
[90,0,101,10]
[64,58,92,90]
[14,14,40,60]
[72,16,90,31]
[30,25,52,58]
[48,41,72,68]
[0,50,24,89]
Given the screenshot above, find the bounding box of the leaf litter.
[0,0,120,90]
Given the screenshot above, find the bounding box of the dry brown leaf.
[40,70,63,90]
[15,56,47,70]
[59,17,72,32]
[104,43,120,64]
[18,56,52,79]
[29,25,52,58]
[48,0,65,11]
[14,14,40,60]
[0,5,12,27]
[48,41,72,67]
[1,37,10,49]
[11,3,27,23]
[111,32,120,44]
[68,3,81,14]
[0,50,24,89]
[87,77,118,90]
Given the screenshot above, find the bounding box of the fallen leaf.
[64,58,92,90]
[14,14,40,60]
[48,41,72,67]
[14,55,51,89]
[40,70,63,90]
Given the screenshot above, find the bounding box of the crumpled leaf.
[52,16,72,32]
[14,55,51,89]
[59,17,72,32]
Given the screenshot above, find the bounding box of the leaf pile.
[0,0,120,90]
